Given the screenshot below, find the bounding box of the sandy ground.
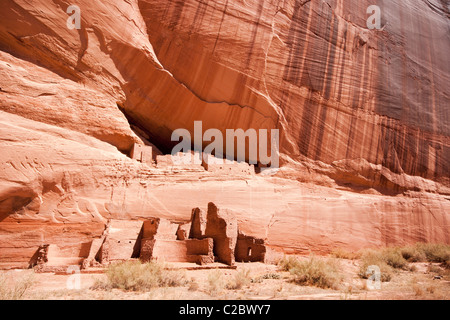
[1,259,449,300]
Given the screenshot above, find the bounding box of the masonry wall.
[140,238,213,264]
[130,143,153,165]
[204,202,238,265]
[202,155,255,175]
[235,236,266,262]
[156,153,204,171]
[100,220,143,262]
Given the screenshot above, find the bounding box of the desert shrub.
[90,277,109,291]
[400,246,426,262]
[358,250,393,282]
[289,256,342,289]
[207,270,226,296]
[331,248,361,260]
[262,273,281,280]
[381,248,409,269]
[251,273,281,283]
[414,243,450,263]
[226,269,251,290]
[250,277,263,283]
[0,272,35,300]
[399,243,450,263]
[96,260,186,291]
[358,243,450,281]
[278,256,301,271]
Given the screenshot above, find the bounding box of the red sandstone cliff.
[0,0,449,268]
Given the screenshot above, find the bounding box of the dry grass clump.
[357,243,450,282]
[226,269,251,290]
[261,273,281,280]
[279,256,342,289]
[250,273,281,283]
[207,269,226,296]
[91,260,186,292]
[393,243,450,269]
[399,243,450,263]
[278,256,301,272]
[0,272,35,300]
[399,246,426,262]
[187,279,199,291]
[331,248,361,260]
[358,250,394,282]
[381,248,409,269]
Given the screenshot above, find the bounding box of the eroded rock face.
[0,0,449,268]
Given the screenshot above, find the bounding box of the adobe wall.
[81,238,104,269]
[130,143,153,165]
[140,238,213,264]
[186,238,213,257]
[142,218,178,240]
[204,202,238,265]
[32,244,85,272]
[156,153,204,171]
[235,235,266,262]
[176,222,191,240]
[202,154,255,175]
[100,220,143,262]
[189,207,207,239]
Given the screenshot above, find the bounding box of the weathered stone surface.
[130,144,153,165]
[0,0,449,268]
[141,238,214,264]
[204,202,238,265]
[202,155,255,175]
[81,238,104,269]
[235,232,267,263]
[100,220,143,262]
[142,218,178,240]
[189,208,207,239]
[176,223,191,241]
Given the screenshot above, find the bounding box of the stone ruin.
[130,143,153,165]
[129,143,255,175]
[32,203,266,271]
[202,154,255,175]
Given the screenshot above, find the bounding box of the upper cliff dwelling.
[31,203,266,272]
[128,142,257,175]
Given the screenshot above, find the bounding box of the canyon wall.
[0,0,449,267]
